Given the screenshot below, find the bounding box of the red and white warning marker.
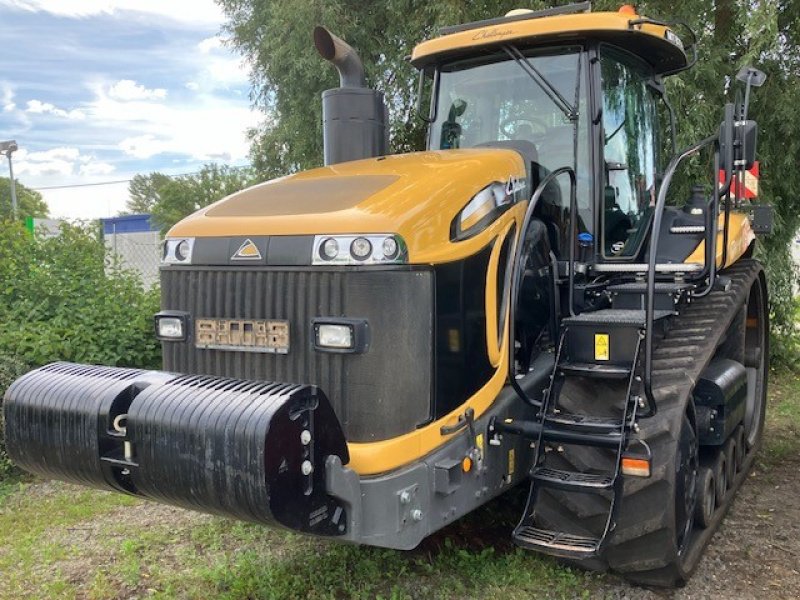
[719,161,759,199]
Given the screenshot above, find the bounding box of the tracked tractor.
[3,3,772,587]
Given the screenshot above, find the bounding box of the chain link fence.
[102,215,161,289]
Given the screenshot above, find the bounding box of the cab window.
[600,47,660,258]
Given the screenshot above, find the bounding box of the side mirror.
[736,66,767,87]
[449,99,467,119]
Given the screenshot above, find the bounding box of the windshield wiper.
[502,44,577,121]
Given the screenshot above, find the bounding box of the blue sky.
[0,0,260,218]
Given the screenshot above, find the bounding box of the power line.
[34,179,133,190]
[31,165,253,192]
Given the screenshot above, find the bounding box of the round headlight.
[175,240,191,261]
[320,237,339,260]
[350,237,372,260]
[382,237,398,259]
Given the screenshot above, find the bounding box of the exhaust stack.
[314,26,388,165]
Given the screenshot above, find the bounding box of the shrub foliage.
[0,221,161,480]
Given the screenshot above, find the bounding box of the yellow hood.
[168,149,526,263]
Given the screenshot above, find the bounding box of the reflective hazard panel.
[595,333,610,361]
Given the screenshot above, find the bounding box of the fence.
[102,215,161,288]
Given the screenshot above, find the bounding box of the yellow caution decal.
[595,333,610,361]
[508,448,516,478]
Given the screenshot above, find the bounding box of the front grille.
[160,266,433,442]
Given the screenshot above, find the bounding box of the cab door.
[598,46,662,260]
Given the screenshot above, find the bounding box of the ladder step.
[513,525,600,558]
[559,361,631,379]
[669,225,705,234]
[532,466,614,492]
[545,412,622,432]
[606,282,694,294]
[563,308,673,327]
[492,418,623,448]
[591,262,702,274]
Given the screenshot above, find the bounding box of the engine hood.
[168,149,526,263]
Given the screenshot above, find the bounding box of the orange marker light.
[621,457,651,477]
[618,4,637,16]
[462,457,473,473]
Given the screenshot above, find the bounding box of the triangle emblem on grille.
[232,239,262,260]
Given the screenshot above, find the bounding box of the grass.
[0,368,798,599]
[759,367,800,464]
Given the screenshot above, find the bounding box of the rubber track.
[536,259,765,586]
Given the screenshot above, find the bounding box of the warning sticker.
[595,333,610,361]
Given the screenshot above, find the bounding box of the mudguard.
[3,362,350,536]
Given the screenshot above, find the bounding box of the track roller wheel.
[723,438,736,490]
[694,467,715,528]
[710,450,727,506]
[733,425,746,473]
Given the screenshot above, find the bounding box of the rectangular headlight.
[312,318,370,353]
[316,324,353,349]
[154,311,190,341]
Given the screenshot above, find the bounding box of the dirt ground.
[598,455,800,599]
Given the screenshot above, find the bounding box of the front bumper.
[4,359,548,549]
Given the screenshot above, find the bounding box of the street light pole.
[1,140,19,220]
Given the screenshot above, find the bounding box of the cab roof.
[410,5,689,75]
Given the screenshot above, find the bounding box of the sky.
[0,0,261,219]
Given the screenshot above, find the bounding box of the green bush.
[0,221,161,481]
[0,354,30,480]
[0,221,161,368]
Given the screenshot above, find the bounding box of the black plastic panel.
[160,267,433,442]
[433,246,494,417]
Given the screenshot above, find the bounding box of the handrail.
[508,166,576,407]
[643,134,718,409]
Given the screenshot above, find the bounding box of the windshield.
[428,47,591,247]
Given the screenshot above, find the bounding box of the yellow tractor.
[4,3,771,587]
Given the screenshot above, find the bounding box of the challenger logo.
[232,239,262,260]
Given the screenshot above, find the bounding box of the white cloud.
[25,99,85,120]
[0,0,224,27]
[108,79,167,102]
[2,83,15,111]
[197,35,222,54]
[15,147,117,180]
[40,181,130,220]
[78,160,115,176]
[185,81,200,91]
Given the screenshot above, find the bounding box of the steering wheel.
[500,117,548,139]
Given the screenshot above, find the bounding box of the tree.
[219,0,550,177]
[0,176,48,220]
[220,0,800,359]
[127,164,257,233]
[125,172,172,214]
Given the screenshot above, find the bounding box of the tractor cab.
[414,3,690,265]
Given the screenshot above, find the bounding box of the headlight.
[312,234,407,265]
[312,318,370,353]
[320,237,339,260]
[350,237,372,260]
[154,311,190,341]
[451,179,524,241]
[162,238,195,264]
[316,324,353,348]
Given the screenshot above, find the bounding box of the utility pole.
[1,140,19,220]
